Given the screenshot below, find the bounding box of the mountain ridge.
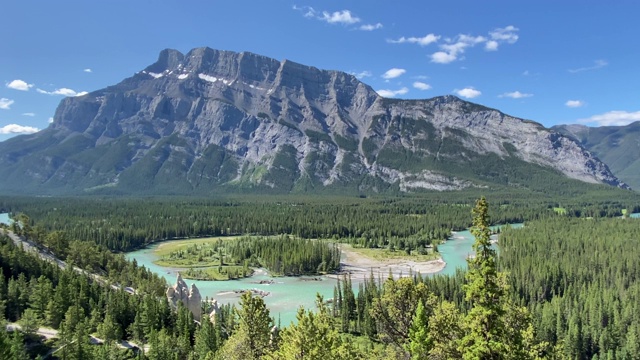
[553,122,640,190]
[0,47,628,195]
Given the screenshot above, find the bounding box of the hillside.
[0,47,628,195]
[553,122,640,190]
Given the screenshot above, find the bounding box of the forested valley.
[1,192,640,359]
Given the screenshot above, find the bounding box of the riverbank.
[332,244,446,280]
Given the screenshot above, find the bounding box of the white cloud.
[431,51,457,64]
[565,100,585,108]
[292,5,316,18]
[382,68,406,80]
[0,124,39,134]
[569,60,608,73]
[499,91,533,99]
[431,26,519,64]
[376,87,409,98]
[489,25,519,44]
[431,36,482,64]
[0,98,14,110]
[48,117,54,124]
[388,34,440,46]
[22,112,35,117]
[413,82,432,90]
[351,70,372,79]
[83,68,92,73]
[578,110,640,126]
[485,40,499,51]
[6,79,33,91]
[455,87,481,99]
[37,88,88,97]
[320,10,360,24]
[360,23,383,31]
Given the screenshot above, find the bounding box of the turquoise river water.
[1,211,636,325]
[0,213,10,225]
[124,223,524,325]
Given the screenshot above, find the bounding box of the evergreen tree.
[459,197,507,359]
[407,301,431,359]
[218,291,272,360]
[427,300,463,360]
[265,296,363,360]
[193,317,219,360]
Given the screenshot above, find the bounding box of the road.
[1,228,148,352]
[6,323,149,353]
[0,228,135,293]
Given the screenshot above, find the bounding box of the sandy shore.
[330,245,446,280]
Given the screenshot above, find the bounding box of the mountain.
[553,122,640,190]
[0,47,628,195]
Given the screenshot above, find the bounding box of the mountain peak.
[0,47,628,195]
[145,48,185,73]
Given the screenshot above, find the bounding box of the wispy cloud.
[376,87,409,98]
[565,100,585,108]
[382,68,406,80]
[578,110,640,126]
[413,82,432,90]
[0,98,14,110]
[431,26,519,64]
[0,124,39,134]
[499,91,533,99]
[455,87,481,99]
[321,10,360,24]
[292,5,316,18]
[294,5,381,29]
[568,60,608,73]
[486,25,519,51]
[431,34,486,64]
[360,23,383,31]
[48,117,54,124]
[350,70,372,79]
[6,79,33,91]
[37,88,88,97]
[387,34,440,46]
[83,68,92,73]
[22,112,35,117]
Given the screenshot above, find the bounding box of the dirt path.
[332,245,446,280]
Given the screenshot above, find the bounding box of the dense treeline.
[0,230,240,359]
[500,217,640,359]
[1,192,634,253]
[227,235,341,275]
[2,194,640,358]
[0,197,556,359]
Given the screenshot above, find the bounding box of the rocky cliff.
[554,122,640,190]
[166,273,202,321]
[0,47,628,194]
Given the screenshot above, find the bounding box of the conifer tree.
[459,196,507,359]
[407,301,431,359]
[218,291,272,360]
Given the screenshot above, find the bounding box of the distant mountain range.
[553,122,640,190]
[0,47,629,195]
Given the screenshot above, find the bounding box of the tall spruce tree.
[459,197,507,359]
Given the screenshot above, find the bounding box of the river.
[1,210,636,325]
[0,213,11,225]
[125,223,524,324]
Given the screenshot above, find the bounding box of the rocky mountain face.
[0,47,628,194]
[554,122,640,190]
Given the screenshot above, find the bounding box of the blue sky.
[1,1,639,142]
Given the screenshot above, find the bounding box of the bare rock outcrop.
[0,47,628,194]
[166,273,202,321]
